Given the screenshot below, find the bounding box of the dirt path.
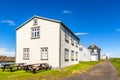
[63,60,118,80]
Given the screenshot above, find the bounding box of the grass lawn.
[110,58,120,77]
[0,61,103,80]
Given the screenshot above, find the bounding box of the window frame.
[41,47,48,60]
[79,47,83,51]
[33,18,38,26]
[71,50,74,61]
[23,48,29,60]
[65,30,69,43]
[76,52,78,61]
[64,49,69,61]
[31,26,40,39]
[71,36,74,46]
[94,49,97,53]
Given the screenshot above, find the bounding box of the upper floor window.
[71,36,74,46]
[91,44,94,48]
[65,30,69,43]
[31,27,40,39]
[94,49,97,53]
[33,18,38,26]
[89,49,92,52]
[41,47,48,60]
[76,42,78,48]
[23,48,29,60]
[64,49,69,61]
[79,47,83,51]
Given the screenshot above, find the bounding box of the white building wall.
[79,45,91,61]
[60,26,79,68]
[90,54,98,61]
[16,18,60,68]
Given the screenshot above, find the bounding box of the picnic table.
[2,63,14,72]
[22,63,52,73]
[2,63,52,73]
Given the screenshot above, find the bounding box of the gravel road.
[63,60,118,80]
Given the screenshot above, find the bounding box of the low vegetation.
[0,60,103,80]
[0,56,15,62]
[110,58,120,77]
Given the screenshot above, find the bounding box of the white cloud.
[0,48,6,54]
[116,29,120,32]
[1,20,15,26]
[62,10,73,14]
[75,32,89,36]
[0,48,15,57]
[4,52,15,57]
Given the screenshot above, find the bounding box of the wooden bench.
[22,64,37,73]
[22,63,52,73]
[2,64,15,72]
[16,63,25,70]
[38,63,52,70]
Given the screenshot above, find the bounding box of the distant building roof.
[88,43,101,50]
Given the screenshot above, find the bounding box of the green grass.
[110,58,120,77]
[0,61,102,80]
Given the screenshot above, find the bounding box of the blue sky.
[0,0,120,57]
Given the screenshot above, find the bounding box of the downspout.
[59,24,61,69]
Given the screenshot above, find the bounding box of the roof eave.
[16,15,61,31]
[61,22,80,41]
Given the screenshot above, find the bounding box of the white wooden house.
[79,45,91,61]
[16,16,80,69]
[102,54,110,59]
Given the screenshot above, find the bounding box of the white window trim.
[76,52,78,61]
[31,26,40,39]
[94,49,97,53]
[71,50,74,61]
[33,18,38,26]
[64,49,69,61]
[23,48,29,60]
[41,47,48,60]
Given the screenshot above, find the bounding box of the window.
[89,49,92,51]
[79,47,83,51]
[94,49,97,53]
[71,51,74,61]
[83,53,86,57]
[91,44,94,48]
[33,18,38,26]
[23,48,29,60]
[65,30,69,43]
[75,40,79,48]
[64,49,69,61]
[71,39,74,46]
[71,36,74,46]
[76,52,78,61]
[31,27,40,39]
[76,42,78,48]
[41,48,48,60]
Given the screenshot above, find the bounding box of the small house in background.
[102,54,110,59]
[79,44,91,61]
[88,44,101,61]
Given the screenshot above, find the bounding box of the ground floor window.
[76,52,78,61]
[23,48,29,60]
[41,47,48,60]
[64,49,69,61]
